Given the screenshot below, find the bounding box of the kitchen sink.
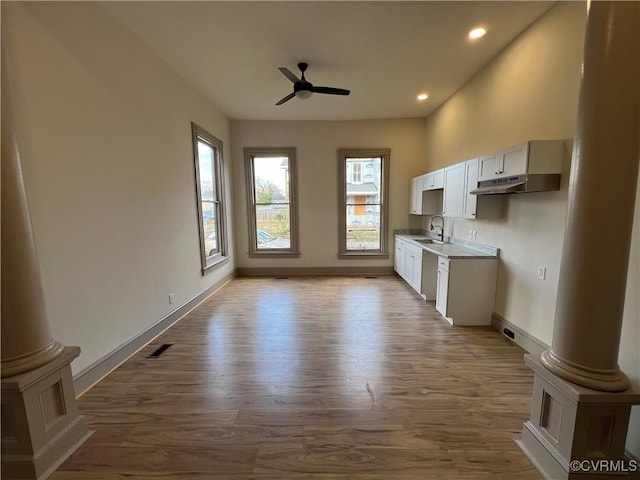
[414,238,445,245]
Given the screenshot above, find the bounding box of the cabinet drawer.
[405,242,422,257]
[437,257,450,271]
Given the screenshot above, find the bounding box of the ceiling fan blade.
[275,92,296,106]
[278,67,299,84]
[312,86,351,96]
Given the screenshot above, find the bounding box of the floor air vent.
[148,343,173,358]
[275,276,289,280]
[364,276,378,279]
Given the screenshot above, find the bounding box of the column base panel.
[517,425,638,480]
[1,347,92,480]
[2,418,93,480]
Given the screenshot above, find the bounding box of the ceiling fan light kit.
[276,62,350,106]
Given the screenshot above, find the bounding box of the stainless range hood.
[470,173,561,195]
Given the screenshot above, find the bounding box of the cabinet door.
[410,252,422,293]
[404,249,414,284]
[436,268,449,315]
[478,153,499,181]
[501,143,528,176]
[410,177,420,214]
[432,169,444,189]
[394,243,403,274]
[443,162,465,218]
[464,158,479,219]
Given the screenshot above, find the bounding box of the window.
[192,123,228,273]
[338,148,390,258]
[351,162,362,184]
[245,148,299,257]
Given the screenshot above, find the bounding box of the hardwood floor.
[52,275,541,479]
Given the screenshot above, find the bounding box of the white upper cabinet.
[410,173,442,215]
[410,176,424,215]
[501,143,528,176]
[464,158,479,219]
[478,143,528,181]
[477,140,564,182]
[478,152,500,182]
[464,157,503,220]
[442,161,465,218]
[423,168,444,190]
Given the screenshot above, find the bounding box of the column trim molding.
[73,271,235,396]
[1,340,65,378]
[540,349,630,393]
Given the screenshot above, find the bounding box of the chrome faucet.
[429,215,445,243]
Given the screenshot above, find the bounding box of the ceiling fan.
[276,62,351,106]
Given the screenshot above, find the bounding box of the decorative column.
[1,62,90,479]
[517,2,640,479]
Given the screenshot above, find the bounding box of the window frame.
[244,147,300,258]
[191,122,229,274]
[338,148,390,259]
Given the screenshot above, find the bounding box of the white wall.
[230,119,426,269]
[423,1,639,455]
[3,2,235,375]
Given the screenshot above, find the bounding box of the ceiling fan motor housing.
[294,81,313,98]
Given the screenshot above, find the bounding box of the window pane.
[252,156,292,250]
[253,157,289,205]
[197,140,219,258]
[346,205,380,250]
[198,141,215,202]
[345,157,382,251]
[255,204,291,249]
[202,201,218,255]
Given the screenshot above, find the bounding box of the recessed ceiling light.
[417,93,429,101]
[469,27,487,40]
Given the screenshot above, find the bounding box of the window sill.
[202,255,229,275]
[248,251,301,258]
[337,252,390,259]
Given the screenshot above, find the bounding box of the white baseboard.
[491,313,549,354]
[73,271,235,396]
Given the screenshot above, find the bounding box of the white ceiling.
[102,1,554,121]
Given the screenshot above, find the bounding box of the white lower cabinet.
[395,236,497,325]
[394,236,424,296]
[435,257,449,315]
[394,240,404,275]
[434,256,498,326]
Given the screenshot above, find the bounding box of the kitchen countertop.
[395,234,499,259]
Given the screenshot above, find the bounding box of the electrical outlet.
[472,230,478,240]
[468,229,474,239]
[537,266,546,280]
[168,293,175,305]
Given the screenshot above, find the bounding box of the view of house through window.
[338,149,389,258]
[346,157,382,250]
[245,148,299,256]
[192,123,227,273]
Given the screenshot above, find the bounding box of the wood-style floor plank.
[51,275,540,479]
